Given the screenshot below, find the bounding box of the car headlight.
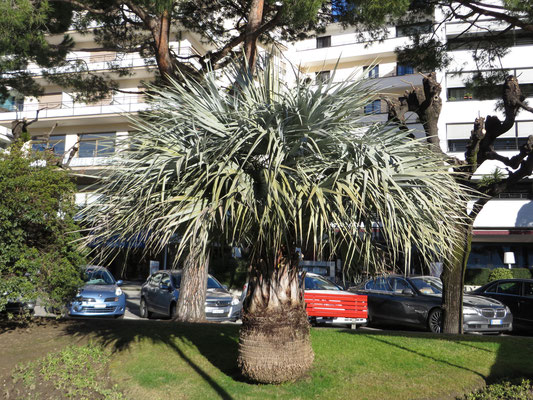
[115,287,123,296]
[231,297,240,306]
[463,306,480,315]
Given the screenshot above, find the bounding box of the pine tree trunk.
[238,251,314,383]
[441,223,473,334]
[174,252,208,322]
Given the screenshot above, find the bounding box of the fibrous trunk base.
[238,306,314,384]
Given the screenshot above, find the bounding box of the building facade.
[1,13,532,275]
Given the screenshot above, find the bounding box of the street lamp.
[503,252,515,269]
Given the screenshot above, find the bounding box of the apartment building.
[1,14,532,273]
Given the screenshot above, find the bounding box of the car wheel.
[428,308,442,333]
[169,303,177,319]
[140,298,152,319]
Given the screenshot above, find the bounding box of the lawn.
[2,319,533,400]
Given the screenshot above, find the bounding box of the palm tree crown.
[83,64,468,275]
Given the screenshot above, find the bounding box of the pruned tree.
[386,73,533,333]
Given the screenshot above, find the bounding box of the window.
[496,281,521,295]
[0,96,24,112]
[448,138,530,152]
[315,71,331,85]
[396,22,432,37]
[160,274,171,287]
[364,100,381,114]
[524,282,533,297]
[397,64,414,76]
[150,273,162,285]
[447,139,469,153]
[389,278,412,293]
[365,277,391,292]
[78,133,115,158]
[32,135,66,155]
[316,36,331,49]
[364,65,379,79]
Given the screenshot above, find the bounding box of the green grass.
[5,320,533,400]
[87,321,533,400]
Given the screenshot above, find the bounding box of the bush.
[0,142,86,313]
[465,267,533,286]
[463,379,533,400]
[209,256,248,290]
[511,268,532,280]
[465,268,491,285]
[488,268,513,282]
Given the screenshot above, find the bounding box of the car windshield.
[85,268,115,285]
[304,275,340,291]
[171,274,224,290]
[410,277,442,294]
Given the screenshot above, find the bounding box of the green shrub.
[511,268,532,280]
[465,267,533,286]
[463,379,533,400]
[465,268,491,285]
[209,256,248,290]
[488,268,513,282]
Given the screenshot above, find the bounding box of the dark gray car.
[471,279,533,332]
[140,270,242,321]
[354,275,512,333]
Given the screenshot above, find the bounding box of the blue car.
[68,266,126,318]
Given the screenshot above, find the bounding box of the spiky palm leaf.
[82,64,468,275]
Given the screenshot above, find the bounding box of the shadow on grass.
[62,319,241,400]
[340,328,533,384]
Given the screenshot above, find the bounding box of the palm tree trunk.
[174,250,208,322]
[238,250,314,383]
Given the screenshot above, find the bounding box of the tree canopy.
[0,0,336,103]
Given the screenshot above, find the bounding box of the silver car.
[140,270,242,321]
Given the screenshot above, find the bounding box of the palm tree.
[82,64,469,383]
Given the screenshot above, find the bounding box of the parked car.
[353,275,512,334]
[240,272,368,328]
[470,278,533,332]
[68,266,126,318]
[2,298,36,316]
[140,270,242,321]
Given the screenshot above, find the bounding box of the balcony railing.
[0,96,148,120]
[21,46,201,75]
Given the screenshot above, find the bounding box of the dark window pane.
[396,22,432,37]
[497,282,520,295]
[79,133,115,157]
[79,142,96,158]
[397,64,414,76]
[32,135,65,155]
[364,99,381,114]
[524,282,533,297]
[364,65,379,79]
[315,71,331,84]
[316,36,331,48]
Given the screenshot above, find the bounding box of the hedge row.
[465,268,532,286]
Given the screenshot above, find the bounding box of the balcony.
[0,96,148,123]
[293,36,410,67]
[22,46,201,75]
